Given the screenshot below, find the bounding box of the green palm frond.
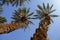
[36,10,43,16]
[28,20,34,25]
[50,18,54,23]
[47,3,50,13]
[20,0,24,6]
[27,8,30,13]
[43,3,46,10]
[49,15,58,17]
[50,4,53,10]
[27,12,34,17]
[37,5,43,11]
[48,9,56,14]
[47,3,49,9]
[15,0,18,7]
[0,16,7,23]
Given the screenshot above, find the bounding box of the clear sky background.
[0,0,60,40]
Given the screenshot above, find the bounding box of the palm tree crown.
[34,3,58,23]
[11,8,34,29]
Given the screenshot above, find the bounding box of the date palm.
[31,3,58,40]
[0,8,34,34]
[11,8,34,29]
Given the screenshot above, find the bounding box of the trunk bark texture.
[0,22,26,34]
[31,19,50,40]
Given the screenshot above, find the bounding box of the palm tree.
[31,3,58,40]
[0,8,34,34]
[11,8,34,29]
[2,0,30,6]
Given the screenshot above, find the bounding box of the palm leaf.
[27,8,30,13]
[43,3,45,9]
[14,10,18,13]
[27,12,34,17]
[20,0,24,6]
[28,21,34,25]
[34,15,38,17]
[50,4,53,10]
[47,3,50,13]
[15,0,18,7]
[0,16,7,23]
[37,5,43,11]
[36,10,43,15]
[28,17,38,19]
[50,15,58,17]
[50,18,54,23]
[47,3,49,9]
[48,9,56,14]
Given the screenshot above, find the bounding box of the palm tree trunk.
[0,22,26,34]
[31,19,50,40]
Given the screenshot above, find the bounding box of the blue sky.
[0,0,60,40]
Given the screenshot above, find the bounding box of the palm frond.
[36,10,43,15]
[15,0,18,7]
[37,5,43,11]
[0,16,7,23]
[50,18,54,23]
[34,15,44,19]
[27,8,30,13]
[49,15,58,17]
[47,3,50,13]
[50,4,53,10]
[20,0,24,6]
[43,3,46,10]
[34,15,38,17]
[14,10,19,13]
[48,9,56,14]
[28,21,34,25]
[47,3,49,9]
[27,12,34,17]
[28,17,38,19]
